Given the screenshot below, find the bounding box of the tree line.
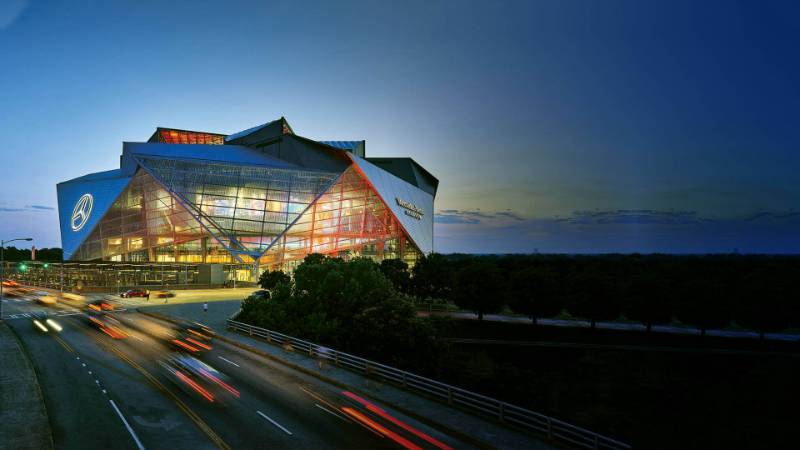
[1,246,63,262]
[239,253,799,376]
[407,253,800,338]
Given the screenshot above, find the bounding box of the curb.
[137,309,499,450]
[1,321,55,450]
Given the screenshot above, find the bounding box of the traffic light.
[43,263,49,269]
[18,263,27,272]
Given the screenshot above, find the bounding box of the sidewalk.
[144,301,554,450]
[0,321,53,450]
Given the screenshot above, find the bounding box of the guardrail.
[227,318,631,449]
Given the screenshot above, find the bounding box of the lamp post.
[1,237,34,320]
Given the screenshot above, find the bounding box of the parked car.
[120,289,149,298]
[247,290,270,301]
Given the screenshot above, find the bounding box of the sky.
[1,0,798,253]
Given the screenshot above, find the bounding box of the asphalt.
[139,302,554,450]
[1,289,494,450]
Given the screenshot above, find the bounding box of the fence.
[227,318,631,449]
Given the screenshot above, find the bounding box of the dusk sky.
[1,0,798,253]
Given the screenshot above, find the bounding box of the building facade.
[57,118,437,279]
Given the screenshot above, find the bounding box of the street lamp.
[1,237,33,320]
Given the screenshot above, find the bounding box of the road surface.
[2,290,474,450]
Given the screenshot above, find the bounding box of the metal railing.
[227,318,631,449]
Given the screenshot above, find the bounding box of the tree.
[411,253,453,300]
[451,260,504,320]
[507,266,562,324]
[674,276,729,336]
[623,270,673,332]
[258,269,290,290]
[733,270,790,339]
[567,270,620,328]
[379,259,410,293]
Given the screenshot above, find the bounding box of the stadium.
[56,118,436,282]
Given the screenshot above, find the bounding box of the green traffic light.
[19,263,27,272]
[43,263,49,269]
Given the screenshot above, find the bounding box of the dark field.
[441,320,800,449]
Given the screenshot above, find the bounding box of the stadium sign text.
[395,197,423,220]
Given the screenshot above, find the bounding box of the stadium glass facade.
[57,118,436,282]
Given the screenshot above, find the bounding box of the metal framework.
[58,117,436,279]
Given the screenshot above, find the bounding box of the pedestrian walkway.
[0,321,53,449]
[144,301,554,450]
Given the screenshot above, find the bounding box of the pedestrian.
[146,290,150,302]
[203,302,208,314]
[163,292,168,304]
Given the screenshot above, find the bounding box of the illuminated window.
[158,129,225,145]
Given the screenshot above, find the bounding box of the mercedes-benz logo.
[71,193,93,232]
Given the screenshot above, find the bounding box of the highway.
[1,290,472,450]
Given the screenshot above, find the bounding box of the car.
[62,292,86,302]
[88,299,115,311]
[158,354,239,404]
[120,288,149,298]
[35,295,58,305]
[152,290,176,298]
[181,321,215,341]
[247,290,270,301]
[31,311,62,333]
[1,280,21,288]
[86,310,127,339]
[166,321,214,353]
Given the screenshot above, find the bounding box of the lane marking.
[315,403,348,421]
[53,335,74,353]
[109,399,146,450]
[105,345,232,450]
[217,356,239,367]
[257,410,293,435]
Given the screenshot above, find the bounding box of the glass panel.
[73,161,422,270]
[258,166,422,271]
[139,157,338,254]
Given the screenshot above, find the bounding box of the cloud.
[743,211,800,222]
[26,204,55,211]
[495,210,525,221]
[435,209,526,224]
[0,0,28,29]
[562,209,708,225]
[0,204,56,214]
